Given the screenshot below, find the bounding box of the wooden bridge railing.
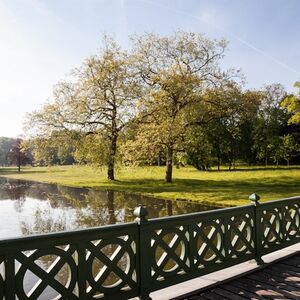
[0,195,299,299]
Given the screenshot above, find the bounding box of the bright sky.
[1,0,300,137]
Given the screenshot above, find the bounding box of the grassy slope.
[1,165,300,206]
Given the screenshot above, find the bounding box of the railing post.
[249,193,264,265]
[134,206,152,300]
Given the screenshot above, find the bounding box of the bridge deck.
[149,243,300,300]
[188,254,300,300]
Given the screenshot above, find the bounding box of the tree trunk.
[18,151,21,172]
[165,147,173,183]
[107,103,118,181]
[107,134,117,180]
[265,157,268,167]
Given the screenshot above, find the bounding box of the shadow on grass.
[207,166,300,172]
[105,176,300,203]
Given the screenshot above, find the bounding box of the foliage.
[129,31,238,182]
[29,133,74,166]
[184,127,212,170]
[26,36,139,180]
[281,134,299,166]
[73,133,110,165]
[252,84,289,166]
[281,81,300,124]
[24,31,300,182]
[7,139,31,171]
[0,137,15,166]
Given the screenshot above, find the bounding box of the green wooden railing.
[0,194,299,299]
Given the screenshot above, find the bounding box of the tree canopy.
[25,31,300,182]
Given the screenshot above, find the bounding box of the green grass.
[1,165,300,206]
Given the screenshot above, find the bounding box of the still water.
[0,177,218,238]
[0,177,220,299]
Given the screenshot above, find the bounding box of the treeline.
[0,137,14,166]
[24,31,300,182]
[0,138,32,170]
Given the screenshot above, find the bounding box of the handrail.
[0,194,299,299]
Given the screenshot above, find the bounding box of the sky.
[0,0,300,137]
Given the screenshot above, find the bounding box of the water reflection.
[0,177,220,299]
[0,177,219,238]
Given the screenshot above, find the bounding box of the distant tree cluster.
[0,138,31,171]
[24,31,300,182]
[0,137,14,166]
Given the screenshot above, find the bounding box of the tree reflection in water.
[0,178,31,212]
[0,177,219,236]
[0,177,220,296]
[21,206,67,235]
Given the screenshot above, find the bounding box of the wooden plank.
[198,291,229,300]
[247,273,300,300]
[209,287,248,300]
[188,254,300,300]
[222,283,265,300]
[224,279,283,300]
[267,267,300,285]
[261,267,300,286]
[271,263,300,276]
[239,277,289,299]
[228,279,268,297]
[283,256,300,266]
[259,269,300,292]
[228,279,281,299]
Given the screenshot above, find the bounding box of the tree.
[131,31,232,182]
[281,134,299,166]
[191,88,261,170]
[0,137,15,166]
[26,36,139,180]
[253,84,288,166]
[29,134,74,166]
[7,139,31,172]
[268,136,284,167]
[184,127,212,170]
[281,81,300,125]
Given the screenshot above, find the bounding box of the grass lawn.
[1,165,300,206]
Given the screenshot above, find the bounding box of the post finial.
[133,206,148,223]
[249,193,261,204]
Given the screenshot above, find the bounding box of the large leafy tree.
[130,31,233,182]
[27,37,139,180]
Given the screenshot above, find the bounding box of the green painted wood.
[4,255,15,300]
[0,196,299,299]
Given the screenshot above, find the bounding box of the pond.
[0,177,219,239]
[0,177,222,299]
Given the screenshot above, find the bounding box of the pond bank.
[1,165,300,206]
